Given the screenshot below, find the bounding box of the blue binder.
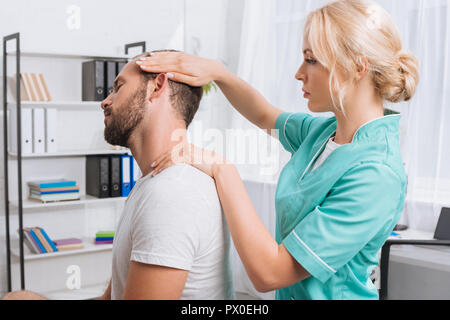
[132,156,140,189]
[120,155,132,197]
[130,156,135,189]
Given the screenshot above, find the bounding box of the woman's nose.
[295,65,306,82]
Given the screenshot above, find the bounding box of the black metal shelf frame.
[2,33,146,293]
[3,32,24,292]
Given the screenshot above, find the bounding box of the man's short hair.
[136,50,203,128]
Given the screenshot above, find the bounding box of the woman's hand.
[136,51,225,87]
[150,142,231,179]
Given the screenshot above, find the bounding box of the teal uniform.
[274,112,406,300]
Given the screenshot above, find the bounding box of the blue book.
[28,228,47,253]
[31,189,80,195]
[28,179,77,189]
[38,228,58,252]
[95,237,114,242]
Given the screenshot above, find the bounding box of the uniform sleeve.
[275,112,317,154]
[282,163,404,283]
[130,179,202,271]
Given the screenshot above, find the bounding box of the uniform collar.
[351,114,401,143]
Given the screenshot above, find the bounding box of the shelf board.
[7,51,130,61]
[8,148,130,159]
[11,239,113,261]
[43,283,107,300]
[7,101,102,109]
[11,194,126,210]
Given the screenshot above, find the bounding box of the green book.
[96,231,115,238]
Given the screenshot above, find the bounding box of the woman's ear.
[149,73,169,102]
[355,56,369,80]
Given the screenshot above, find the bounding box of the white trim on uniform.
[292,230,337,274]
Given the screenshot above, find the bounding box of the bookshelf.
[7,51,129,61]
[11,195,126,210]
[3,32,145,296]
[8,148,131,159]
[7,101,103,109]
[11,239,113,261]
[44,283,107,300]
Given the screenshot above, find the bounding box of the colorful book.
[27,228,46,253]
[30,192,80,198]
[53,238,82,246]
[30,189,80,195]
[56,243,84,251]
[29,186,80,192]
[28,179,77,189]
[96,231,115,238]
[37,227,58,252]
[33,228,53,253]
[38,74,52,101]
[95,240,113,245]
[95,237,114,242]
[21,229,40,254]
[30,193,81,202]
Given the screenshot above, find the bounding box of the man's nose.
[101,94,112,110]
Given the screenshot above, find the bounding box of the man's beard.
[104,86,147,148]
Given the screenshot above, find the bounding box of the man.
[2,52,234,300]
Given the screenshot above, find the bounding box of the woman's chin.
[307,101,330,113]
[307,102,320,113]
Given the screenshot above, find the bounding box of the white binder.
[45,108,57,153]
[133,157,142,187]
[9,107,33,155]
[32,108,45,154]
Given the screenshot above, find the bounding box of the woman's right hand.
[136,51,224,87]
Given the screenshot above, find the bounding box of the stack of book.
[53,238,84,251]
[21,227,58,254]
[28,179,80,203]
[10,73,52,102]
[95,231,114,245]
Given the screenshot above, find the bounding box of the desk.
[384,229,450,299]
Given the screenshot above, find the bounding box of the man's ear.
[149,74,169,103]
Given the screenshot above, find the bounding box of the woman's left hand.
[150,142,230,179]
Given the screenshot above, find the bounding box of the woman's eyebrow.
[303,49,313,55]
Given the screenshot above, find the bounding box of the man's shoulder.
[145,164,215,189]
[134,164,219,207]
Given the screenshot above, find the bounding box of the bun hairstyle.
[304,0,419,112]
[378,50,419,103]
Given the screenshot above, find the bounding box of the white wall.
[0,0,245,296]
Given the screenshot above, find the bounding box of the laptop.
[434,207,450,240]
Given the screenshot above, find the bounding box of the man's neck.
[128,114,187,178]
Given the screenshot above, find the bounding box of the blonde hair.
[304,0,419,113]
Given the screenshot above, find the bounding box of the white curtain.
[387,0,450,233]
[236,0,450,233]
[229,0,450,298]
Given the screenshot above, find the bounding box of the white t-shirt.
[312,137,341,171]
[111,164,234,300]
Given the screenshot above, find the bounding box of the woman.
[137,0,419,300]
